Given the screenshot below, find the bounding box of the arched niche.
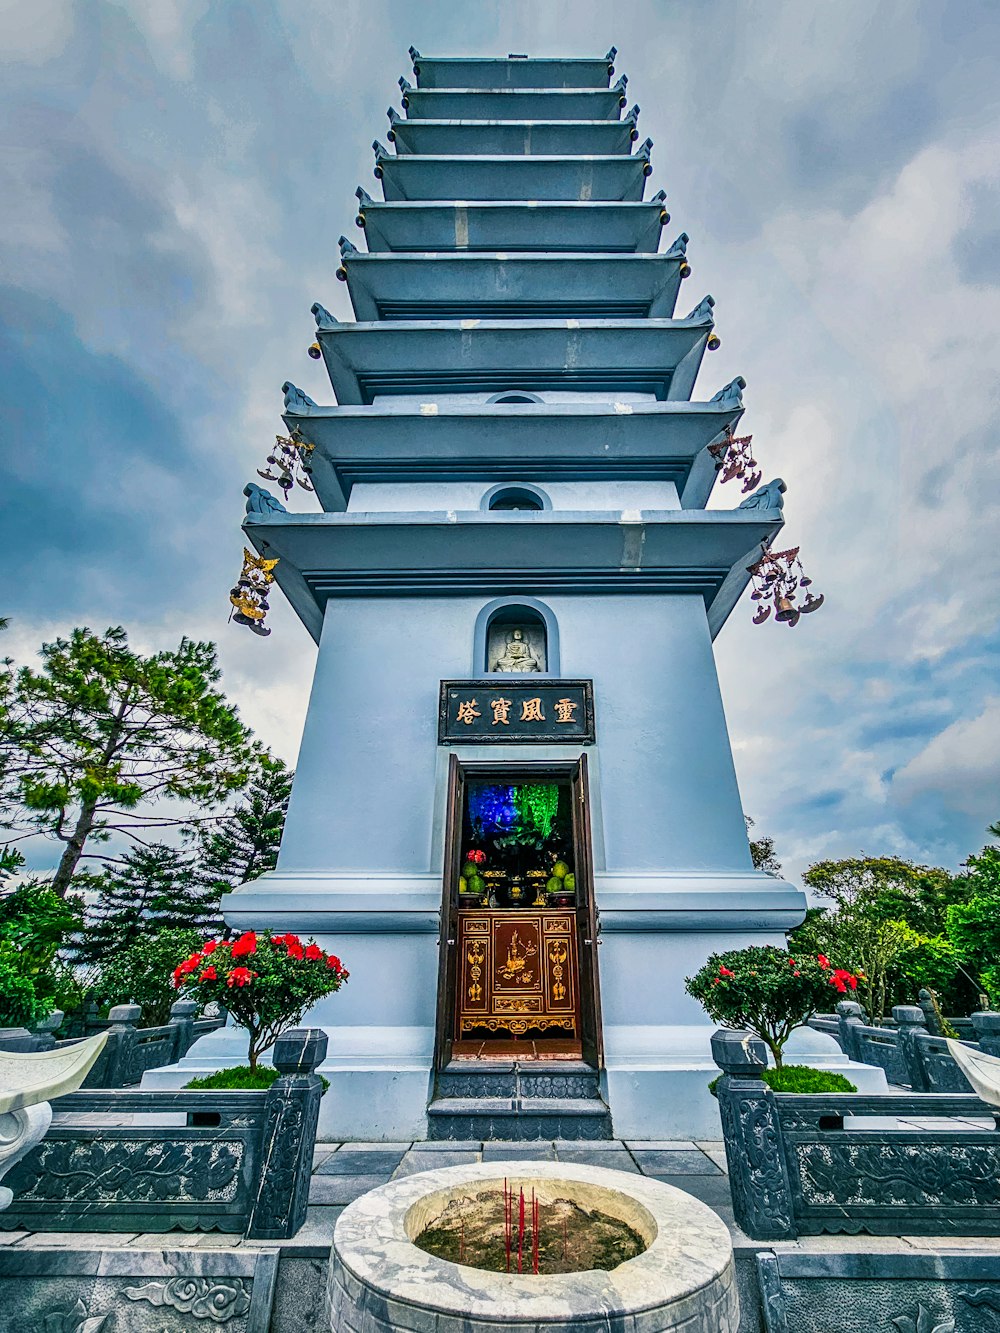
[474,598,560,676]
[482,483,551,512]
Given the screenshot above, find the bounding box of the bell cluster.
[257,433,315,501]
[746,545,824,627]
[229,547,279,638]
[708,432,761,493]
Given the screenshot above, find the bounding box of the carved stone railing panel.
[0,1029,327,1240]
[712,1029,1000,1241]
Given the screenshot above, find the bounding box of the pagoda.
[211,48,814,1140]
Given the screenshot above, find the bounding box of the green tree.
[946,843,1000,1005]
[745,816,781,874]
[78,843,222,966]
[792,856,972,1021]
[195,753,292,893]
[3,627,255,896]
[94,927,202,1025]
[0,871,84,1027]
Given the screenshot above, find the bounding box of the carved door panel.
[457,910,579,1038]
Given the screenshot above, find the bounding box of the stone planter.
[327,1160,738,1332]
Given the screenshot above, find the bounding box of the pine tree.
[195,753,292,894]
[3,626,254,896]
[78,843,222,965]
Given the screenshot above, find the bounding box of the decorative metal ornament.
[229,547,279,637]
[746,544,824,628]
[708,432,762,493]
[257,431,315,500]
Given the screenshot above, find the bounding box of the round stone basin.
[327,1160,739,1332]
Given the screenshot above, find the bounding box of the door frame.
[433,756,604,1070]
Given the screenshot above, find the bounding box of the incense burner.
[326,1160,738,1331]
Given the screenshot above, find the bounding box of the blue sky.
[1,0,998,884]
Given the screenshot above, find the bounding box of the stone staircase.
[427,1061,613,1140]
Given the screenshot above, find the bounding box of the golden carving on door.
[457,910,578,1038]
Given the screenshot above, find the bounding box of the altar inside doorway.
[437,762,602,1067]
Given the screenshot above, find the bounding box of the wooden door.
[433,753,464,1070]
[572,754,604,1067]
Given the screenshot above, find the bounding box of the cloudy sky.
[2,0,998,885]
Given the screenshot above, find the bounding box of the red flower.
[202,940,219,955]
[172,953,201,988]
[327,955,342,970]
[465,850,485,864]
[718,966,735,978]
[228,966,256,988]
[231,931,257,959]
[817,954,830,969]
[286,940,304,960]
[199,965,217,982]
[305,942,323,961]
[793,970,801,976]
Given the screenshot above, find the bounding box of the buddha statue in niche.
[491,627,543,673]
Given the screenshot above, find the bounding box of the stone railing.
[1,1002,226,1087]
[0,1028,327,1241]
[712,1029,1000,1241]
[811,1001,1000,1093]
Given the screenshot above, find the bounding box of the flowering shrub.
[173,930,348,1070]
[685,944,859,1068]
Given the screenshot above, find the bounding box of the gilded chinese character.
[456,698,481,725]
[554,697,579,724]
[520,697,545,723]
[490,697,512,725]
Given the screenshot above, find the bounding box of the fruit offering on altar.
[546,857,576,904]
[459,851,486,898]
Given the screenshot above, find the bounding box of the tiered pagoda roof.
[246,48,784,643]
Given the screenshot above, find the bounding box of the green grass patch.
[709,1064,857,1098]
[184,1065,329,1093]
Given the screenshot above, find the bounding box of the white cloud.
[0,0,74,63]
[893,698,1000,813]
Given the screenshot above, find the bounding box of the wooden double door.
[434,756,604,1068]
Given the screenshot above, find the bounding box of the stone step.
[437,1061,600,1100]
[426,1094,613,1141]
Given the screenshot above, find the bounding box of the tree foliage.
[790,855,978,1021]
[94,927,202,1025]
[194,752,292,893]
[77,843,223,966]
[946,843,1000,1006]
[745,816,782,874]
[2,627,255,895]
[686,944,859,1067]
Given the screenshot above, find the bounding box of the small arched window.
[488,487,544,512]
[487,391,543,405]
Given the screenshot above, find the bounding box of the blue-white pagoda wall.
[279,592,751,875]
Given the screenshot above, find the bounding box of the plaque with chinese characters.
[438,680,595,745]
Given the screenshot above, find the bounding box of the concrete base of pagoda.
[143,1018,885,1142]
[141,868,887,1140]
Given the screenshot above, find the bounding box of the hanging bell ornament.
[307,343,322,360]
